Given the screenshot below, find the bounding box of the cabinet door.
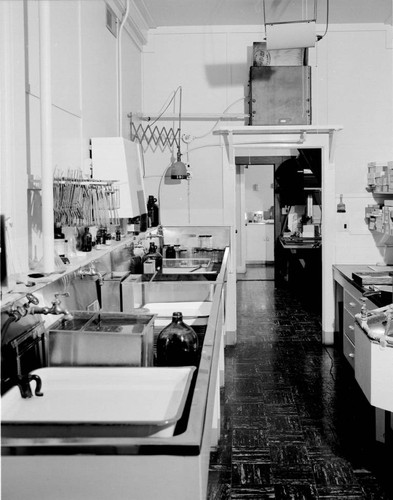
[266,224,274,262]
[246,225,267,262]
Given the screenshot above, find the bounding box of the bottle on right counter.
[156,312,199,367]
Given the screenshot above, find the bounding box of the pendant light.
[170,87,188,180]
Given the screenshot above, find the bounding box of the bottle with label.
[142,242,162,273]
[156,312,199,367]
[81,227,92,252]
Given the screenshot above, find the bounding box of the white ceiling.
[137,0,392,29]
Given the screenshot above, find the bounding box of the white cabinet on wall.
[246,223,274,263]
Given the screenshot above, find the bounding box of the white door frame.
[216,125,342,345]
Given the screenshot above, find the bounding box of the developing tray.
[352,271,393,286]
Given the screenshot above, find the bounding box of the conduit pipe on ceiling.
[118,0,130,137]
[39,0,55,273]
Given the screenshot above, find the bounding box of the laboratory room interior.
[1,0,393,499]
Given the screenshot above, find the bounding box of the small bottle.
[142,242,162,273]
[81,227,92,252]
[147,195,159,228]
[116,227,121,241]
[156,312,199,367]
[166,245,176,259]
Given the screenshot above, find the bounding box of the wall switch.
[336,214,349,232]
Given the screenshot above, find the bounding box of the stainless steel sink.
[356,310,393,343]
[362,312,386,337]
[48,311,155,367]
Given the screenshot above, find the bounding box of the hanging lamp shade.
[170,151,188,179]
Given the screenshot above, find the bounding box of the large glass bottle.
[156,312,199,367]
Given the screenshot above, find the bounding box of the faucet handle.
[25,293,39,305]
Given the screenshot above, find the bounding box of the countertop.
[333,264,393,308]
[247,220,274,225]
[279,235,321,250]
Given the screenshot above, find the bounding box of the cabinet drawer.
[344,289,362,315]
[343,334,355,370]
[343,307,356,344]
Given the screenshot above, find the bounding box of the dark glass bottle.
[156,312,199,367]
[147,195,159,227]
[142,242,162,272]
[166,245,176,259]
[81,227,92,252]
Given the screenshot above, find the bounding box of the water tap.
[47,293,73,319]
[6,293,49,321]
[27,292,73,320]
[78,263,104,285]
[16,374,44,399]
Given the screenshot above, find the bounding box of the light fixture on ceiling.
[263,0,329,50]
[170,86,188,180]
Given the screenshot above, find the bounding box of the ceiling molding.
[107,0,149,48]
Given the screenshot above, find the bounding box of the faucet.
[46,293,73,319]
[360,288,382,319]
[16,374,44,398]
[6,292,73,320]
[78,263,104,286]
[6,293,50,321]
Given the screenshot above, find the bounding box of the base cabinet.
[354,323,393,413]
[246,224,274,263]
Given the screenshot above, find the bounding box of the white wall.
[1,0,143,275]
[142,23,393,263]
[244,165,274,215]
[1,6,393,275]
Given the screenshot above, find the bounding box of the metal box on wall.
[249,66,311,125]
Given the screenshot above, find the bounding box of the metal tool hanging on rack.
[53,170,120,227]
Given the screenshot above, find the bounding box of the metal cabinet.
[249,66,311,126]
[342,286,372,370]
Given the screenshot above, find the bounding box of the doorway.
[236,151,322,313]
[244,164,275,266]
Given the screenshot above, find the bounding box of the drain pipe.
[117,0,130,137]
[39,0,54,273]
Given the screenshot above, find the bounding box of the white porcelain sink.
[2,366,195,438]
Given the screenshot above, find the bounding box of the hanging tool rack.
[53,175,120,227]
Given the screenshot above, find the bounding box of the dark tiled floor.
[207,266,393,499]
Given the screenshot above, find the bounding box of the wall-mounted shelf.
[365,161,393,242]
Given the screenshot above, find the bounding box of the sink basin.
[48,311,155,367]
[356,310,393,344]
[162,258,212,274]
[2,366,195,438]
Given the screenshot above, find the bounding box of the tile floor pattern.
[207,266,393,499]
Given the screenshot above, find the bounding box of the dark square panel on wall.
[249,66,311,126]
